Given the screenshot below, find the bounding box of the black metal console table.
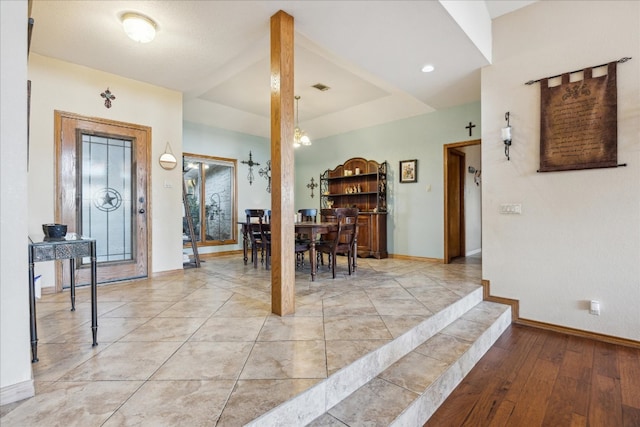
[28,236,98,363]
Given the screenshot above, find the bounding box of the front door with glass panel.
[56,111,149,287]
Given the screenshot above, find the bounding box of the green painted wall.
[184,101,480,258]
[295,101,481,258]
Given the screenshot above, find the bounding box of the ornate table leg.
[353,235,358,272]
[309,235,317,282]
[242,224,248,265]
[90,241,98,347]
[28,248,38,363]
[69,258,76,311]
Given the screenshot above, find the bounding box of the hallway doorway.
[443,139,481,264]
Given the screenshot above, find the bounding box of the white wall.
[295,101,481,259]
[460,145,482,255]
[183,121,271,255]
[482,1,640,340]
[28,54,184,289]
[1,0,34,404]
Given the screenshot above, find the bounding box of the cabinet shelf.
[323,172,378,181]
[321,191,378,197]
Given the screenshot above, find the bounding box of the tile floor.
[1,253,482,426]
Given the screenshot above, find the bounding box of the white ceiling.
[29,0,536,140]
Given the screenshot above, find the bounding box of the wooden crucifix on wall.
[465,122,476,136]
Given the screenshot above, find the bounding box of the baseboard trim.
[388,254,443,263]
[515,318,640,349]
[152,268,185,277]
[0,378,35,406]
[199,250,243,259]
[482,279,519,321]
[482,279,640,349]
[150,251,244,277]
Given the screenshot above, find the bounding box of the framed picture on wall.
[399,159,417,183]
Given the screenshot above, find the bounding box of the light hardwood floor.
[425,324,640,427]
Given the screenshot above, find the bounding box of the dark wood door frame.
[443,139,481,264]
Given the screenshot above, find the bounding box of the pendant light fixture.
[293,96,311,148]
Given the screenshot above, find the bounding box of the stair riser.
[325,287,484,409]
[391,307,512,426]
[247,287,484,426]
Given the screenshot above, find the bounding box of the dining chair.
[295,208,317,268]
[316,207,359,278]
[298,208,317,222]
[245,209,270,268]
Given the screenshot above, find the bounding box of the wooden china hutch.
[320,157,388,259]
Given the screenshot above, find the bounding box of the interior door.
[446,148,465,262]
[55,111,150,288]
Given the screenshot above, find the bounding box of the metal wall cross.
[100,87,116,109]
[241,151,260,185]
[259,160,272,193]
[307,177,318,198]
[465,122,476,136]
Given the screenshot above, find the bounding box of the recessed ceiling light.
[122,13,156,43]
[421,64,435,73]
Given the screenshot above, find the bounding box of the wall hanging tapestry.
[528,57,631,172]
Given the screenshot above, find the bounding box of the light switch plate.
[500,204,522,214]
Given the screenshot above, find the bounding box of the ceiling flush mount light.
[293,96,311,148]
[421,64,435,73]
[122,13,156,43]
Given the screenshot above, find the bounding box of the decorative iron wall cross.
[241,151,260,185]
[259,160,271,193]
[307,177,318,198]
[100,87,116,108]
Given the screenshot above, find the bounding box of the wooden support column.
[270,10,295,315]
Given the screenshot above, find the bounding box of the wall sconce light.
[502,112,512,161]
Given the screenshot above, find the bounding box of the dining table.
[238,220,355,281]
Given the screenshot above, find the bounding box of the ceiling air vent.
[312,83,331,92]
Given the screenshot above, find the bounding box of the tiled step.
[310,301,512,426]
[246,286,501,426]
